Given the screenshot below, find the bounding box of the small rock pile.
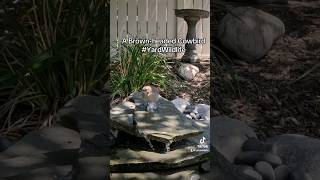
[171,97,210,121]
[235,137,313,180]
[211,117,319,180]
[0,95,110,180]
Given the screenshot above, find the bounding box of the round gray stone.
[254,161,275,180]
[267,134,320,180]
[235,151,282,167]
[177,63,199,81]
[242,168,263,180]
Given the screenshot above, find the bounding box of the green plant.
[0,0,109,136]
[110,43,170,98]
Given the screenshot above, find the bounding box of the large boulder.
[218,7,285,61]
[212,116,257,162]
[266,134,320,180]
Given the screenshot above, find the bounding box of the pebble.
[200,161,211,172]
[274,165,290,180]
[185,114,192,119]
[255,161,275,180]
[190,112,197,119]
[242,168,263,180]
[235,151,282,167]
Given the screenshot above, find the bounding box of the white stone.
[178,63,199,81]
[171,97,190,113]
[194,104,210,121]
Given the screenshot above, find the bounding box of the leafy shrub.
[0,0,109,135]
[110,43,170,98]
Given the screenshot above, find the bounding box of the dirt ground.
[166,59,211,105]
[212,1,320,139]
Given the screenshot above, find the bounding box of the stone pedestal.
[175,9,209,63]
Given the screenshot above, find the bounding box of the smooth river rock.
[235,151,282,167]
[255,161,275,180]
[267,134,320,180]
[274,165,290,180]
[242,169,263,180]
[218,7,285,61]
[200,147,257,180]
[177,63,199,81]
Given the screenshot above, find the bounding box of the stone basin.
[175,9,210,19]
[110,95,203,150]
[174,9,210,63]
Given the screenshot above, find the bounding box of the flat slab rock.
[6,165,72,180]
[212,116,257,163]
[0,126,80,159]
[0,152,77,178]
[110,169,201,180]
[110,145,210,172]
[77,156,110,180]
[111,96,203,145]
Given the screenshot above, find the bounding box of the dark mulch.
[212,2,320,139]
